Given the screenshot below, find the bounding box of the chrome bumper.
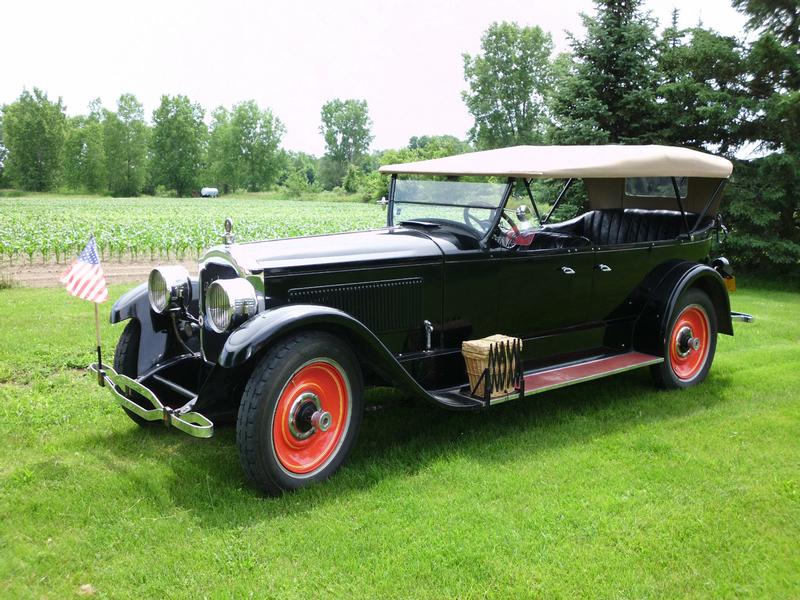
[731,311,754,323]
[88,363,213,438]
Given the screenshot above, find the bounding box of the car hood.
[207,227,443,274]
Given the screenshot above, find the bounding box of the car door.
[590,244,654,323]
[492,244,596,358]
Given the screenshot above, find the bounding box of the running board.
[491,351,663,405]
[432,351,664,409]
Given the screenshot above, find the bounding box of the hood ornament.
[222,217,235,245]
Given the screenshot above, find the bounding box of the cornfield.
[0,197,385,264]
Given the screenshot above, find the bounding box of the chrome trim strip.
[88,363,213,438]
[730,311,754,323]
[489,355,665,405]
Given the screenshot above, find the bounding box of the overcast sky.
[2,0,748,156]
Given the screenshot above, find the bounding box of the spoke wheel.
[651,288,717,390]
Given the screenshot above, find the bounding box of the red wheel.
[668,305,710,381]
[237,332,363,495]
[272,360,351,475]
[651,288,717,389]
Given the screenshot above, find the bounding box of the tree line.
[0,0,796,271]
[0,91,377,198]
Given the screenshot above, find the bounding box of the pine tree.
[549,0,659,144]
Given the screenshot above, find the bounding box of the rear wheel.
[651,288,717,389]
[236,331,364,495]
[114,320,159,427]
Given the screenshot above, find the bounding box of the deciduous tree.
[104,94,149,197]
[462,22,554,149]
[2,88,67,191]
[150,95,207,197]
[63,99,107,192]
[319,99,373,188]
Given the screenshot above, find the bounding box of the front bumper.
[89,363,214,438]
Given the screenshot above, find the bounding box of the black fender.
[633,261,733,356]
[218,304,443,406]
[109,279,200,374]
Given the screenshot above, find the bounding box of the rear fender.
[634,262,733,355]
[218,304,434,402]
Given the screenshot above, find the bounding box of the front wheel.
[236,331,364,495]
[650,288,718,389]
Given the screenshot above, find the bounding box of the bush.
[285,169,309,197]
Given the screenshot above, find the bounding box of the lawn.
[1,281,798,598]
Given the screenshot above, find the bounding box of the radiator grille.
[289,278,422,332]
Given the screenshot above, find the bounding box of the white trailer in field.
[200,187,219,197]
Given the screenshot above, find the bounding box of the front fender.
[109,279,200,374]
[634,261,733,355]
[218,304,436,404]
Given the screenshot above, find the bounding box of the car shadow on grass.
[79,368,733,526]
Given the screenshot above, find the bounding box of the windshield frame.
[387,174,515,243]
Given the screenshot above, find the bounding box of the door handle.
[561,266,576,275]
[596,263,612,272]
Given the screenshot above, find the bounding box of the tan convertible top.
[378,145,733,179]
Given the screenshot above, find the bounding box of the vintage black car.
[91,145,752,494]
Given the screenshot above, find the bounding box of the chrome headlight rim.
[148,266,192,314]
[205,277,258,333]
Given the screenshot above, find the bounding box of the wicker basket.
[462,334,522,398]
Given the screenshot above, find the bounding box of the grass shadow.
[79,368,733,528]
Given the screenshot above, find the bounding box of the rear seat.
[542,208,713,246]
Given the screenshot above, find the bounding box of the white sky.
[2,0,748,156]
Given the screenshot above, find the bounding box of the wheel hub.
[288,392,333,440]
[674,326,701,357]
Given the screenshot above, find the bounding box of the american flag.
[60,237,108,303]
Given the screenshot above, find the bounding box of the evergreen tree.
[724,0,800,272]
[549,0,659,144]
[655,24,748,153]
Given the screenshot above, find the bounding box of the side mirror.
[377,197,388,211]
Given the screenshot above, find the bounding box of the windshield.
[392,179,509,236]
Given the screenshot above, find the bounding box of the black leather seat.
[542,209,713,246]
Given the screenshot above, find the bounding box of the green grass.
[0,195,384,264]
[1,282,798,598]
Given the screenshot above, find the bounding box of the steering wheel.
[462,205,492,232]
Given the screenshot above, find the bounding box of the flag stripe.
[61,237,108,304]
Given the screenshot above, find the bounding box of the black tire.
[236,331,364,495]
[650,288,718,390]
[113,319,159,427]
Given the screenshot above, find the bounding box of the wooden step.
[492,351,662,404]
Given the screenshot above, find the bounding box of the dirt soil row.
[1,259,198,288]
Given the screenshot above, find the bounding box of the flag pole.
[94,301,105,387]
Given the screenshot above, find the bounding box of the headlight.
[205,278,258,333]
[148,266,191,313]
